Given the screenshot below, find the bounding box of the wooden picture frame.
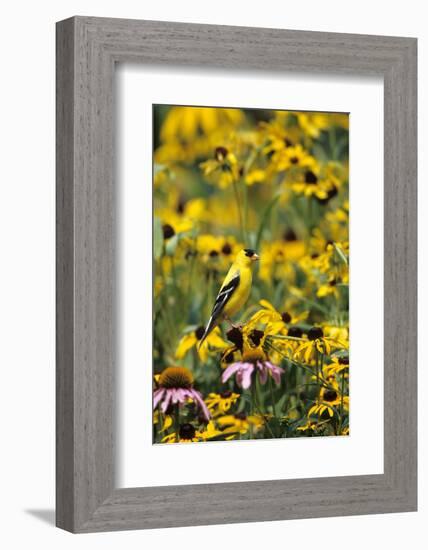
[56,16,417,533]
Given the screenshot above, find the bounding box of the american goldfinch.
[198,248,259,348]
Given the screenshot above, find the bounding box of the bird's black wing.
[198,272,240,348]
[210,272,240,320]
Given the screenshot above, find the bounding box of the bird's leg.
[224,315,243,330]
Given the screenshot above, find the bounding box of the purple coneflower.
[153,366,211,421]
[221,348,284,389]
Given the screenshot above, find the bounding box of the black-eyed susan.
[325,355,349,377]
[294,326,347,363]
[161,107,244,142]
[248,299,308,335]
[200,146,241,189]
[217,412,265,435]
[205,390,240,416]
[176,326,228,362]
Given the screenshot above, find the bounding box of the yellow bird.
[198,248,259,348]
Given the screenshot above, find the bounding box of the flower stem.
[315,349,321,400]
[339,370,345,434]
[232,180,246,243]
[174,403,180,442]
[268,376,278,421]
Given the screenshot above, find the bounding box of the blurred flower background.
[153,104,349,443]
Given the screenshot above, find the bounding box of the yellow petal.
[175,333,197,359]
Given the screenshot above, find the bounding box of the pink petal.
[172,388,186,404]
[238,364,254,389]
[221,362,243,383]
[160,389,172,413]
[258,362,268,385]
[153,388,165,409]
[191,389,211,421]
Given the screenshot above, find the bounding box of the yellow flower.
[200,146,240,189]
[259,234,306,282]
[324,355,349,377]
[195,234,242,264]
[245,168,266,185]
[175,326,228,362]
[294,326,347,364]
[295,112,330,139]
[272,144,316,172]
[153,410,173,432]
[161,107,244,142]
[217,412,264,435]
[316,277,340,299]
[205,391,240,416]
[248,299,308,335]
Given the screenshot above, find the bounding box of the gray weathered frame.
[56,16,417,533]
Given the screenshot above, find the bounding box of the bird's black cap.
[244,248,257,257]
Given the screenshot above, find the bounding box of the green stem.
[315,349,320,400]
[268,376,278,421]
[339,371,345,434]
[243,181,249,244]
[174,403,180,442]
[252,376,275,438]
[264,341,334,389]
[232,180,245,243]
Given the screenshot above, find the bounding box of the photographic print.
[153,105,349,444]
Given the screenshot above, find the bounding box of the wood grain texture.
[56,16,417,533]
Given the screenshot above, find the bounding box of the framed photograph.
[56,17,417,532]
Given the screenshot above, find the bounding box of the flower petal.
[238,364,254,389]
[221,362,243,383]
[153,388,165,409]
[191,389,211,421]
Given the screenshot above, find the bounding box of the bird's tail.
[198,316,217,350]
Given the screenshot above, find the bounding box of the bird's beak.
[251,253,260,262]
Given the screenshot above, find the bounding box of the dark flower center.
[338,356,349,365]
[283,228,298,242]
[223,350,235,364]
[288,326,303,338]
[316,185,339,205]
[284,138,293,147]
[195,326,206,340]
[215,146,228,161]
[162,224,175,240]
[159,366,193,389]
[221,390,232,398]
[290,156,299,165]
[329,278,337,287]
[176,197,186,214]
[234,412,247,421]
[308,327,324,340]
[248,329,264,346]
[209,250,219,257]
[323,390,338,402]
[327,185,338,199]
[227,326,243,351]
[222,243,232,255]
[311,253,319,259]
[304,170,318,184]
[281,311,292,324]
[179,423,196,440]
